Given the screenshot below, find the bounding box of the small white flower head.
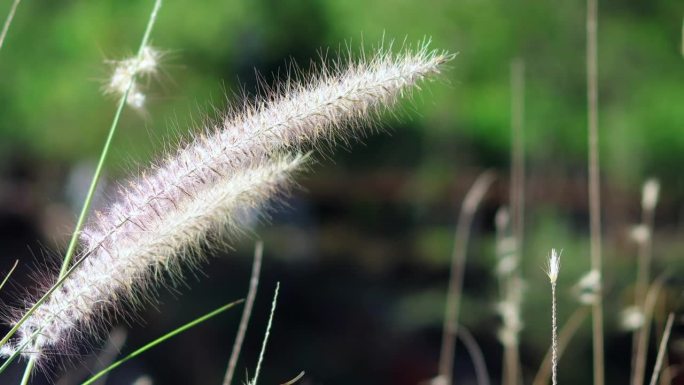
[136,46,161,74]
[573,269,602,304]
[629,224,650,245]
[641,178,660,211]
[546,249,561,284]
[620,306,645,331]
[105,45,162,108]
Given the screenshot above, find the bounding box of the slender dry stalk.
[493,207,523,385]
[634,277,666,385]
[586,0,604,384]
[631,179,660,385]
[546,249,561,385]
[458,324,492,385]
[249,282,280,385]
[438,171,496,385]
[649,313,675,385]
[509,58,525,255]
[0,0,21,53]
[506,57,525,385]
[223,242,264,385]
[533,306,590,385]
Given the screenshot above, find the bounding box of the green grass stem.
[80,299,243,385]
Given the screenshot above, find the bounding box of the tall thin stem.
[648,313,674,385]
[458,325,492,385]
[634,278,666,385]
[506,57,525,385]
[631,180,659,385]
[18,356,35,385]
[439,171,496,385]
[0,0,21,53]
[586,0,604,384]
[546,249,561,385]
[533,306,590,385]
[58,0,162,278]
[250,283,280,385]
[551,281,559,385]
[223,242,264,385]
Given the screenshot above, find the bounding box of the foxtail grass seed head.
[641,178,660,212]
[3,42,451,360]
[546,249,561,284]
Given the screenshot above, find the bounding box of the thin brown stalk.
[509,58,525,253]
[655,300,672,385]
[0,0,21,53]
[505,58,525,385]
[223,242,264,385]
[586,0,604,384]
[438,171,496,385]
[458,324,492,385]
[632,183,658,385]
[649,313,675,385]
[634,277,666,385]
[533,306,590,385]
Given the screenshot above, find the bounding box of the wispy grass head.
[3,41,452,361]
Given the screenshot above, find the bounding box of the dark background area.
[0,0,683,384]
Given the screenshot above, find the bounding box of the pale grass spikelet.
[5,42,451,360]
[546,249,561,284]
[573,269,601,305]
[641,178,660,212]
[105,45,162,108]
[547,248,561,385]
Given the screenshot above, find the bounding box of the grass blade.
[80,299,243,385]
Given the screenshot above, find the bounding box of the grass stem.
[250,282,280,385]
[58,0,162,278]
[648,313,674,385]
[223,242,264,385]
[439,171,496,385]
[0,0,21,53]
[586,0,604,383]
[80,299,242,385]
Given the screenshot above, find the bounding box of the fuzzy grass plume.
[2,42,451,361]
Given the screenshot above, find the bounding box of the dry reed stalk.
[586,0,604,383]
[438,171,496,385]
[533,306,590,385]
[505,57,525,385]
